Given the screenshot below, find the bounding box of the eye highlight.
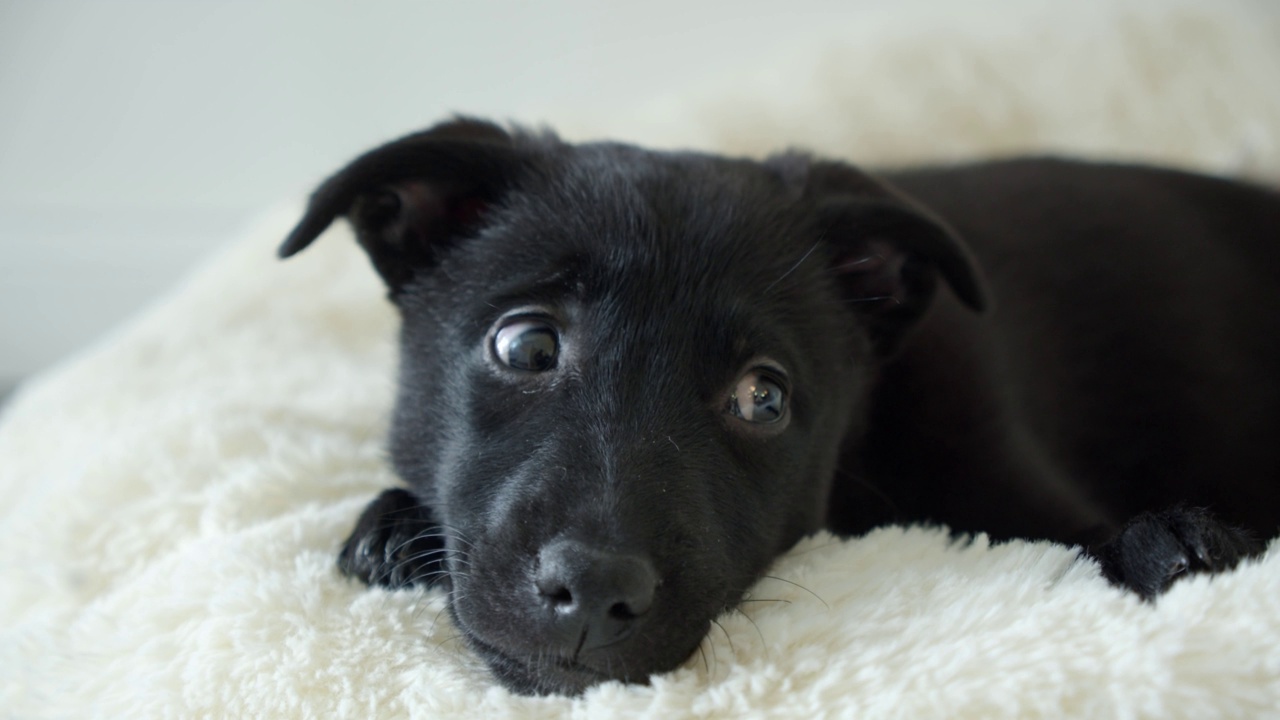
[727,368,788,425]
[492,318,559,372]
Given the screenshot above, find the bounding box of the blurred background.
[2,0,1277,401]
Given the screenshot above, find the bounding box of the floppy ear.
[279,117,527,292]
[777,155,989,355]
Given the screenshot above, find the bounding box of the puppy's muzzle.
[534,539,658,653]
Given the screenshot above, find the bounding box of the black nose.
[534,539,658,652]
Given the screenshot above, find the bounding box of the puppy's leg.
[1090,507,1264,600]
[338,488,449,590]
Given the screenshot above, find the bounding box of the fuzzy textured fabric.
[3,1,1280,718]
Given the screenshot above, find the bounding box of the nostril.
[546,585,574,609]
[535,569,577,609]
[608,600,638,621]
[535,538,658,642]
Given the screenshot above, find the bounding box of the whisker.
[403,569,453,587]
[380,505,437,519]
[370,549,456,588]
[844,294,902,305]
[822,253,889,276]
[384,531,448,559]
[706,622,720,677]
[428,522,478,549]
[394,547,464,567]
[711,618,735,657]
[764,241,822,295]
[428,602,453,635]
[762,575,829,609]
[831,253,885,272]
[731,607,768,654]
[433,634,467,650]
[411,593,442,622]
[833,468,899,516]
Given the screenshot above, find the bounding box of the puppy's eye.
[727,369,787,424]
[493,320,559,372]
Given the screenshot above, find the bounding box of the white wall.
[2,0,925,384]
[5,0,1273,387]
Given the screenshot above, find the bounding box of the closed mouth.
[457,624,626,696]
[441,549,738,694]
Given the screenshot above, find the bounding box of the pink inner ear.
[834,239,908,305]
[449,197,489,227]
[384,183,488,247]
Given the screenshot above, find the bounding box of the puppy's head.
[282,118,986,694]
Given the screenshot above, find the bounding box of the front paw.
[338,488,449,589]
[1093,507,1261,600]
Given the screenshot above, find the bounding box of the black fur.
[282,118,1279,695]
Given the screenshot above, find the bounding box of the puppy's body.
[841,160,1280,544]
[282,121,1280,695]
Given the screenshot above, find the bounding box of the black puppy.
[281,118,1279,695]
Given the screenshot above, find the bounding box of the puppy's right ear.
[279,117,527,291]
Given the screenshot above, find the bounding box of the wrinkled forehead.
[497,145,817,300]
[434,148,833,373]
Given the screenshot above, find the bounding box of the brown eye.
[493,320,559,371]
[727,369,787,424]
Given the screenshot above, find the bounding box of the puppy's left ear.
[279,117,529,292]
[777,155,989,355]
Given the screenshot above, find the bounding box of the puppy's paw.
[338,488,449,589]
[1093,507,1262,600]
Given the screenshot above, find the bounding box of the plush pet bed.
[3,2,1279,717]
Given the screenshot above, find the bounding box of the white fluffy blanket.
[3,2,1280,717]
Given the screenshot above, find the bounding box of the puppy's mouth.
[429,522,757,695]
[453,614,636,696]
[444,581,712,696]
